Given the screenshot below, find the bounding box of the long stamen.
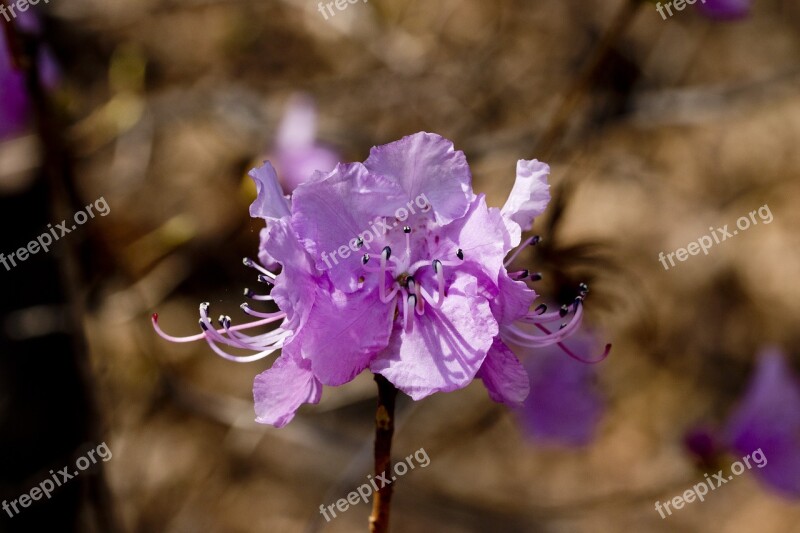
[401,288,413,332]
[509,269,529,280]
[220,315,289,350]
[199,303,279,352]
[504,235,540,267]
[217,315,265,350]
[243,288,274,301]
[240,303,286,319]
[199,320,283,363]
[417,286,440,310]
[379,247,391,302]
[243,257,276,280]
[433,260,445,306]
[403,225,412,259]
[152,312,282,343]
[407,256,461,274]
[504,299,584,346]
[552,339,611,364]
[381,284,400,304]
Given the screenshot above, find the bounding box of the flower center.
[360,225,463,332]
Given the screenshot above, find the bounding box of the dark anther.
[382,246,392,260]
[559,304,569,318]
[362,254,370,264]
[535,304,547,315]
[456,248,464,260]
[403,226,411,233]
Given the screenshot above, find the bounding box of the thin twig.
[369,374,398,533]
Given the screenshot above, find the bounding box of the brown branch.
[369,374,398,533]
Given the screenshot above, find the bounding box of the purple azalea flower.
[273,94,340,193]
[154,132,609,427]
[514,332,605,446]
[723,347,800,497]
[0,27,30,140]
[697,0,751,20]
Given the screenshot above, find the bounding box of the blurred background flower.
[271,93,340,192]
[0,28,29,140]
[515,331,605,447]
[697,0,752,20]
[723,347,800,497]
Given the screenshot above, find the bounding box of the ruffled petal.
[500,159,550,244]
[490,269,537,326]
[253,346,322,428]
[264,219,319,331]
[432,195,510,285]
[724,347,800,497]
[249,162,291,220]
[295,287,394,386]
[370,273,498,400]
[277,145,339,192]
[477,338,530,405]
[364,132,473,225]
[257,227,280,271]
[291,162,404,291]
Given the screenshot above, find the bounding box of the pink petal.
[364,132,473,225]
[249,162,291,220]
[501,159,551,244]
[291,162,404,291]
[253,347,322,428]
[296,288,394,386]
[477,338,530,405]
[370,273,498,400]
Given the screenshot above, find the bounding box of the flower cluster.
[154,132,608,427]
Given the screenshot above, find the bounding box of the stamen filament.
[504,235,539,267]
[151,313,283,343]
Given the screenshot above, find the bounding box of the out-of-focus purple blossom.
[723,347,800,497]
[0,14,60,141]
[684,427,721,468]
[273,94,340,192]
[155,132,610,427]
[515,332,605,446]
[697,0,751,20]
[0,28,29,140]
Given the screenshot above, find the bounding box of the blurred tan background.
[2,0,800,531]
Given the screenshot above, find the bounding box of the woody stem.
[368,374,398,533]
